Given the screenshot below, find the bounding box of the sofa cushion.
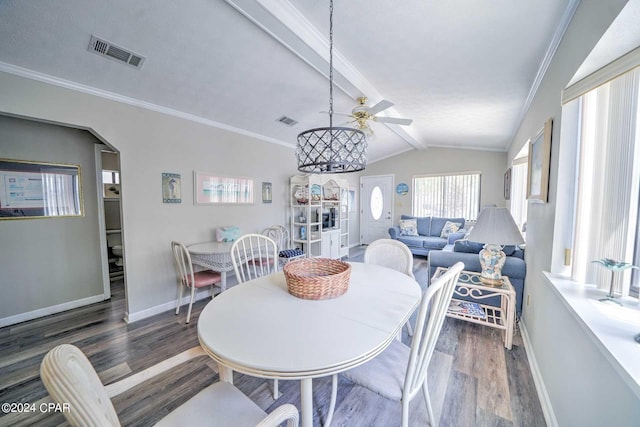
[395,235,425,248]
[430,217,465,237]
[440,221,462,238]
[453,239,517,256]
[421,236,448,250]
[454,239,485,254]
[398,219,418,236]
[401,215,431,236]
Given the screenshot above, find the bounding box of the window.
[509,146,529,235]
[412,172,480,220]
[570,67,640,296]
[102,170,120,185]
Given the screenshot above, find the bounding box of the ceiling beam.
[224,0,427,150]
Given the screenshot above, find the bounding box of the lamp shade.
[467,207,524,245]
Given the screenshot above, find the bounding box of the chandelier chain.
[328,0,334,130]
[295,0,366,173]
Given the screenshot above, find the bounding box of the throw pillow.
[440,221,461,238]
[399,219,419,236]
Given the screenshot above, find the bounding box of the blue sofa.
[388,215,467,256]
[428,240,526,318]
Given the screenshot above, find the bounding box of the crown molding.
[0,61,294,149]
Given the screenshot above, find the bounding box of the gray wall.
[0,71,301,319]
[364,147,507,224]
[507,0,640,424]
[0,115,103,319]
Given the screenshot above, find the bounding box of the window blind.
[571,68,640,295]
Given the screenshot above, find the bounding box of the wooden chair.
[364,238,416,335]
[171,241,222,324]
[230,233,280,399]
[40,344,299,427]
[341,262,464,427]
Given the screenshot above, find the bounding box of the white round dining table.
[197,262,421,427]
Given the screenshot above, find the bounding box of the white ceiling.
[0,0,580,162]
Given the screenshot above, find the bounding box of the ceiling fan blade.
[367,99,394,115]
[374,116,413,126]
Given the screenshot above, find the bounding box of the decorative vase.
[478,244,506,286]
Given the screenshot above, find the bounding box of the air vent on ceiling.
[88,35,145,69]
[276,116,298,127]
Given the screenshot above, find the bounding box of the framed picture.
[162,173,181,203]
[262,182,272,203]
[0,158,83,219]
[504,168,511,200]
[194,172,254,204]
[527,118,553,203]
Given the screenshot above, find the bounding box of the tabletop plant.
[591,258,639,304]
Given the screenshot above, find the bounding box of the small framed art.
[162,173,181,203]
[262,182,272,203]
[504,168,511,200]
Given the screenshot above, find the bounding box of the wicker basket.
[284,258,351,300]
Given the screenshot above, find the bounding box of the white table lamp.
[467,207,524,285]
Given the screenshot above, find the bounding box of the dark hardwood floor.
[0,247,545,426]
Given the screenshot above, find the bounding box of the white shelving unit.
[290,175,349,259]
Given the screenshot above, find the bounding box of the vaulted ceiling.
[0,0,579,163]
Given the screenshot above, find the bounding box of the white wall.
[0,71,300,320]
[0,115,104,321]
[507,0,640,424]
[363,147,507,223]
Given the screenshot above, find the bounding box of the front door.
[360,175,394,244]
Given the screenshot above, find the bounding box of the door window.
[370,186,383,220]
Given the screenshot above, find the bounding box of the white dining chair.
[341,262,464,427]
[263,225,305,266]
[364,238,416,335]
[171,241,222,324]
[40,344,299,427]
[231,233,279,282]
[230,233,281,399]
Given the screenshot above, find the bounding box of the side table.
[432,267,516,349]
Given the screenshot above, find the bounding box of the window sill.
[543,272,640,398]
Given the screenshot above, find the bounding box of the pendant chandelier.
[295,0,367,174]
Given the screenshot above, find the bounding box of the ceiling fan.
[327,96,413,134]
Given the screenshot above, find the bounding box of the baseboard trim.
[520,321,558,427]
[125,289,214,324]
[0,294,106,328]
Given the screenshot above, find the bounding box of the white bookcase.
[290,175,349,259]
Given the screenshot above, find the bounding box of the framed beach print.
[0,158,83,219]
[527,118,553,203]
[194,172,254,204]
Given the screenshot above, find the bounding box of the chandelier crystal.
[295,0,367,173]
